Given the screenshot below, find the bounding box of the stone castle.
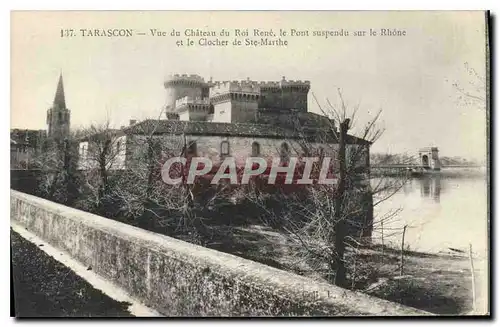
[11,72,370,174]
[11,71,373,237]
[98,72,370,172]
[163,74,311,124]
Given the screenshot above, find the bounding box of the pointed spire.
[53,73,66,109]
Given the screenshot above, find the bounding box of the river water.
[373,169,489,258]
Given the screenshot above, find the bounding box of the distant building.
[11,74,71,169]
[46,74,71,140]
[10,129,46,169]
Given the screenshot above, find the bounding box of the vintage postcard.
[10,11,490,317]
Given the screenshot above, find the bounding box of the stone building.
[10,129,45,169]
[46,74,71,140]
[164,74,310,123]
[78,74,371,172]
[75,74,373,237]
[11,74,71,169]
[13,72,370,172]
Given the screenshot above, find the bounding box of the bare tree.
[452,62,487,108]
[246,89,409,288]
[104,111,230,244]
[32,134,80,205]
[76,119,124,214]
[109,118,194,229]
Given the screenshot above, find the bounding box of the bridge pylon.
[418,147,441,171]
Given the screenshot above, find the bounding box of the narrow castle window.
[221,140,230,156]
[252,142,260,157]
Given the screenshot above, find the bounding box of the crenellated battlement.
[165,73,311,92]
[168,74,206,82]
[209,79,311,89]
[164,74,207,87]
[257,81,280,88]
[259,78,311,89]
[209,81,261,98]
[280,79,311,88]
[165,73,311,117]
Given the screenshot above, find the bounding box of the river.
[373,168,489,258]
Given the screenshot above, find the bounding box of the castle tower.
[209,80,260,123]
[46,73,70,140]
[163,74,207,113]
[258,77,310,112]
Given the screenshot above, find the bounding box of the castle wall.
[125,133,341,168]
[178,110,190,121]
[178,109,209,122]
[225,99,259,123]
[212,102,232,123]
[281,89,309,111]
[259,88,308,111]
[258,89,283,110]
[77,135,127,171]
[122,132,371,238]
[166,85,204,111]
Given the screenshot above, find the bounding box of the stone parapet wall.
[10,190,430,317]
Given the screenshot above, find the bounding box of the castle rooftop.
[122,119,370,145]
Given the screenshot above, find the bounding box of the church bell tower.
[47,73,70,140]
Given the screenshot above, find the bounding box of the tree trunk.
[63,139,73,205]
[98,141,110,213]
[333,119,349,287]
[143,138,157,230]
[145,138,155,199]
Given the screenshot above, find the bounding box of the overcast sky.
[11,11,487,160]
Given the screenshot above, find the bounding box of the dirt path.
[11,230,133,317]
